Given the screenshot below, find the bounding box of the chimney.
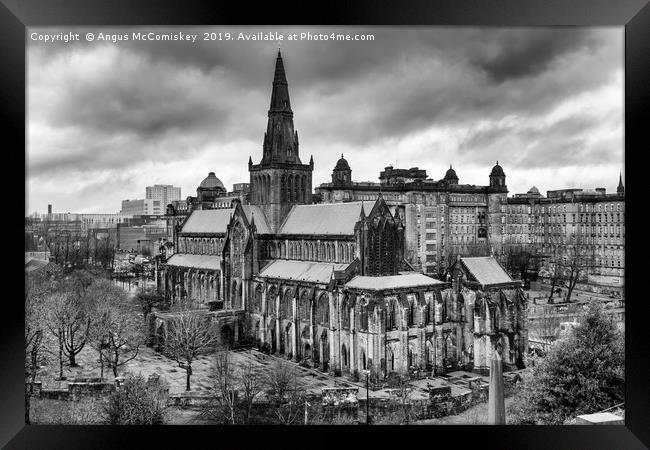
[48,204,52,214]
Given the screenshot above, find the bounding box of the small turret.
[332,153,352,187]
[489,161,507,192]
[443,165,459,184]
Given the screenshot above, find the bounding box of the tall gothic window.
[281,290,292,319]
[299,292,310,321]
[341,296,350,329]
[387,299,397,330]
[286,176,292,202]
[254,285,263,313]
[317,293,329,326]
[407,300,415,327]
[360,304,369,330]
[231,222,244,278]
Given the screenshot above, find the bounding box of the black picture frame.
[3,0,648,448]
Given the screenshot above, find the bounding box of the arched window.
[299,292,310,321]
[387,299,397,330]
[317,293,329,326]
[407,299,415,327]
[360,304,369,330]
[267,286,277,315]
[287,175,294,202]
[232,280,242,309]
[254,285,263,313]
[341,296,350,329]
[281,289,292,319]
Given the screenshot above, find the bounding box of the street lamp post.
[363,369,371,425]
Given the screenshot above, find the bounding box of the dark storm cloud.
[457,112,620,169]
[470,29,599,83]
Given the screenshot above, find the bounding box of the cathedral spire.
[260,51,299,165]
[269,50,291,113]
[617,171,625,194]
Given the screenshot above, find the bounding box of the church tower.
[249,50,314,233]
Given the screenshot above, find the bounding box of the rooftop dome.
[490,161,505,177]
[334,154,350,171]
[527,186,540,194]
[444,165,458,180]
[198,172,225,190]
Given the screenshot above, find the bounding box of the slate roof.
[180,206,271,235]
[460,257,515,287]
[181,209,233,234]
[345,273,444,291]
[165,253,221,271]
[25,258,50,273]
[278,202,365,235]
[242,205,271,234]
[258,259,349,284]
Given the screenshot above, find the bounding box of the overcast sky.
[27,26,623,214]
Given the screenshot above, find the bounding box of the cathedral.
[154,51,528,379]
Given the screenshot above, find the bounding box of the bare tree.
[204,350,238,424]
[560,233,595,303]
[164,310,219,391]
[136,287,167,325]
[265,360,305,425]
[239,361,263,424]
[203,351,264,425]
[93,285,144,378]
[45,292,68,379]
[25,268,57,424]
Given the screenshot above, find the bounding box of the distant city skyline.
[27,26,623,215]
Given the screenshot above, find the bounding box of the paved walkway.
[235,349,474,401]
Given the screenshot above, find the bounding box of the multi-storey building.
[317,160,625,285]
[120,198,163,216]
[506,179,625,283]
[153,51,528,379]
[317,160,508,276]
[146,184,182,211]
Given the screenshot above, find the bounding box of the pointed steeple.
[269,50,291,113]
[617,172,625,194]
[261,51,299,164]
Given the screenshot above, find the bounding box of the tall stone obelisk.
[487,350,505,424]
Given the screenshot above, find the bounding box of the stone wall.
[321,387,359,407]
[27,378,117,402]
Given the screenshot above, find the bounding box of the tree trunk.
[69,352,77,367]
[99,351,104,380]
[547,275,556,301]
[58,338,64,379]
[25,391,31,425]
[186,365,192,391]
